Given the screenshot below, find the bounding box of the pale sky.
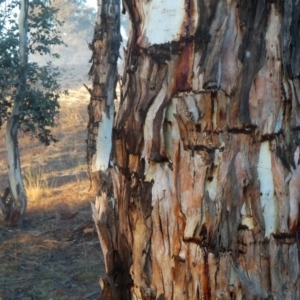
[86,0,97,8]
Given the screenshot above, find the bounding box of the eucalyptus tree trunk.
[2,0,28,224]
[89,1,300,299]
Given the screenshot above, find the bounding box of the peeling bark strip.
[87,0,121,173]
[90,1,300,299]
[87,0,124,299]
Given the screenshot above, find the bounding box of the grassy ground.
[0,64,106,300]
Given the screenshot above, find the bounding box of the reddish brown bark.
[89,1,300,299]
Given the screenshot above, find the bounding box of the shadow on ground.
[0,200,105,300]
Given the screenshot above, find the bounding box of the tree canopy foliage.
[0,0,65,145]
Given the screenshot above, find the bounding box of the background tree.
[0,0,65,223]
[89,0,300,299]
[44,0,96,65]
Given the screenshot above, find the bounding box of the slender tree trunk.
[90,1,300,299]
[87,0,122,298]
[3,0,28,224]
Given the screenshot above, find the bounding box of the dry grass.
[0,64,105,300]
[23,167,53,202]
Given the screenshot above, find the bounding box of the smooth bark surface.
[90,1,300,299]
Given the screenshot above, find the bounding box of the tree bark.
[87,0,122,299]
[2,0,29,224]
[90,1,300,299]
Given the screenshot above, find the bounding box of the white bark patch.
[6,135,26,214]
[184,94,199,122]
[18,0,28,62]
[240,203,255,230]
[288,147,300,231]
[257,142,277,236]
[92,107,114,172]
[152,163,171,207]
[205,149,219,201]
[136,0,198,47]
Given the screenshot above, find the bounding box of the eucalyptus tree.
[49,0,96,65]
[88,0,300,299]
[0,0,64,224]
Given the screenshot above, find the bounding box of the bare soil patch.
[0,64,105,300]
